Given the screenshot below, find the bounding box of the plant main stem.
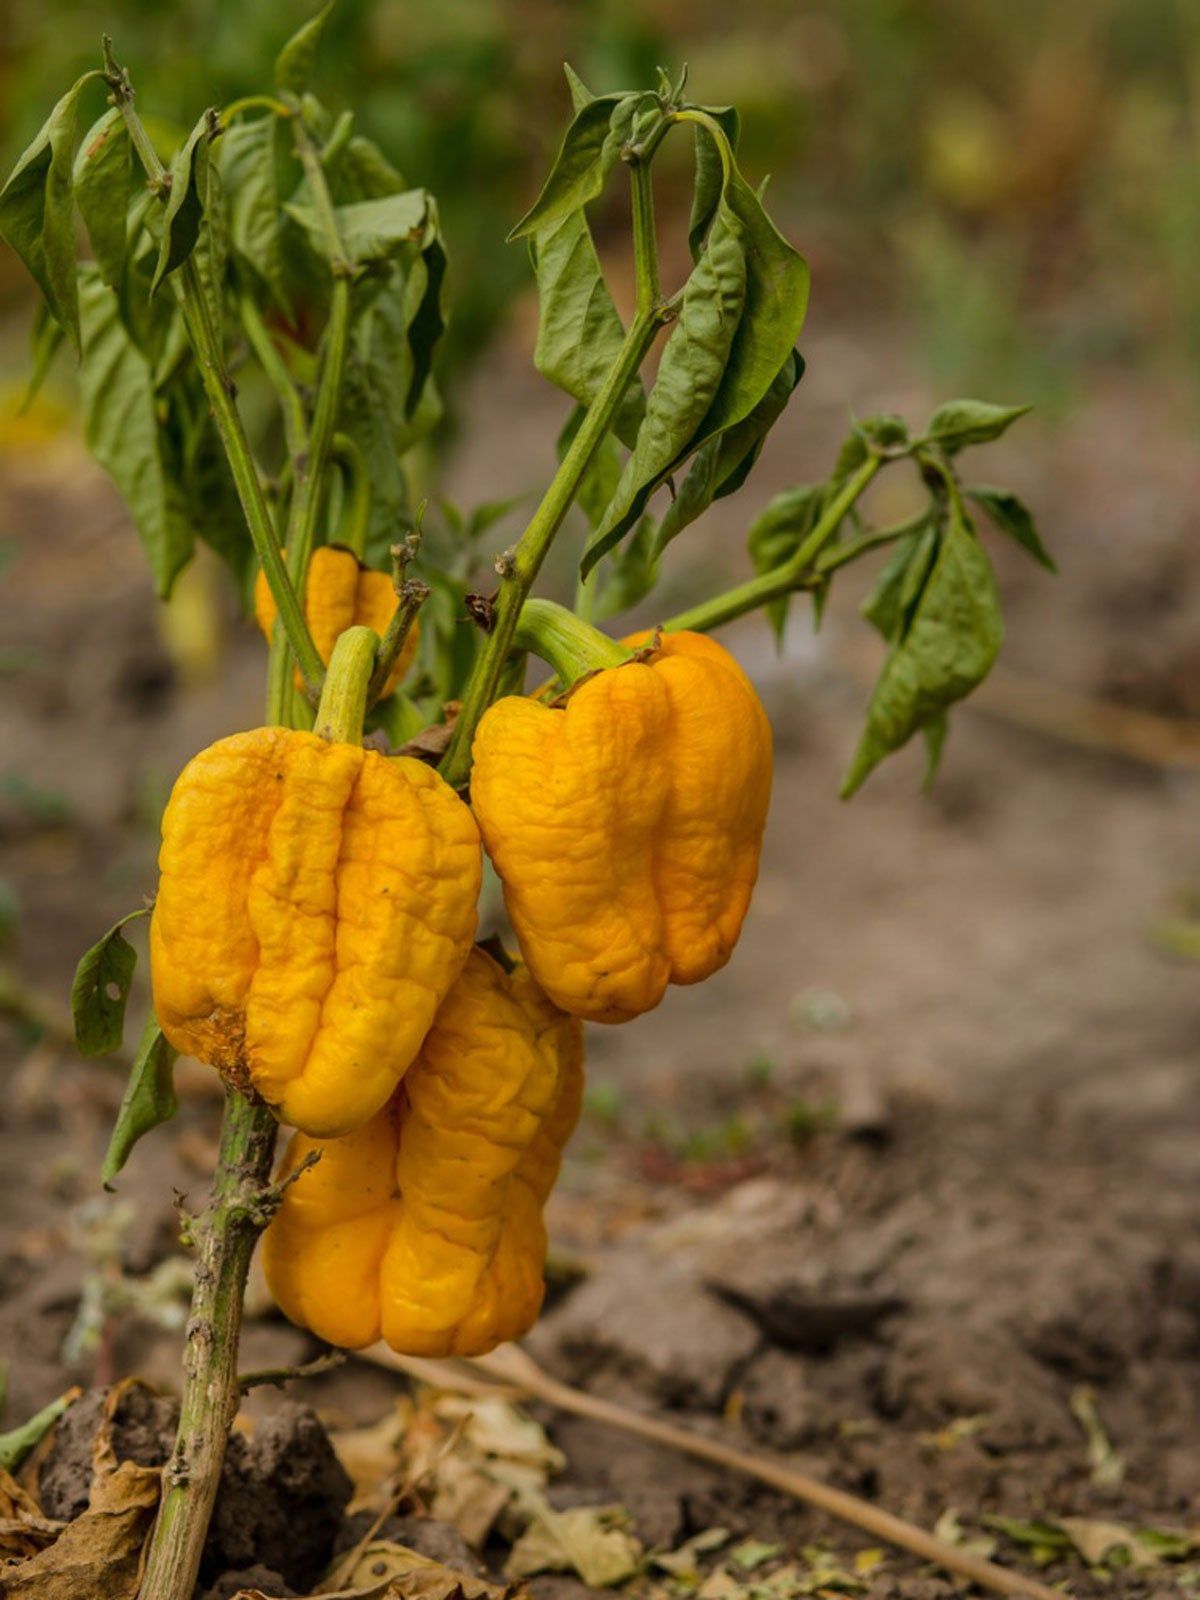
[137,1090,277,1600]
[438,307,661,787]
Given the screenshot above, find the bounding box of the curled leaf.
[101,1017,179,1189]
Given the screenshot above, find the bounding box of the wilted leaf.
[842,500,1003,798]
[652,1527,730,1580]
[101,1018,179,1188]
[70,909,146,1056]
[74,109,132,288]
[0,72,98,351]
[0,1389,81,1475]
[859,522,937,645]
[221,115,287,307]
[152,112,215,294]
[79,267,194,595]
[287,189,428,269]
[687,106,740,261]
[529,208,644,448]
[509,93,641,240]
[505,1500,643,1588]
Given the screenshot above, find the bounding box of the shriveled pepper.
[470,613,772,1023]
[254,544,419,696]
[150,638,482,1137]
[262,945,584,1356]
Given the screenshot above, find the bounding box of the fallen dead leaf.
[0,1381,160,1598]
[324,1541,516,1600]
[505,1500,643,1588]
[0,1469,62,1562]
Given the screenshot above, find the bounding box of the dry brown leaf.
[0,1380,160,1598]
[331,1400,415,1511]
[329,1540,516,1600]
[0,1469,62,1563]
[505,1500,643,1588]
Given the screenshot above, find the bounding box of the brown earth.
[0,313,1198,1598]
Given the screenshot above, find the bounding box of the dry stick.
[364,1345,1065,1600]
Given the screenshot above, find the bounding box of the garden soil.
[0,315,1197,1598]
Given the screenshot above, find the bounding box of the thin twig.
[368,534,429,705]
[238,1348,346,1392]
[362,1344,1065,1600]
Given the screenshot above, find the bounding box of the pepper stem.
[314,626,379,744]
[514,598,632,689]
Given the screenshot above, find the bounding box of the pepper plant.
[1,9,1052,1596]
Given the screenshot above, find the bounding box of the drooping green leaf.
[23,301,65,410]
[74,108,132,288]
[595,517,660,619]
[286,188,428,268]
[406,198,447,417]
[653,349,802,555]
[860,520,937,643]
[922,398,1032,453]
[193,151,227,337]
[101,1017,179,1188]
[508,92,642,240]
[71,908,147,1056]
[275,0,336,95]
[529,208,644,448]
[327,133,406,202]
[0,71,99,351]
[151,112,215,294]
[746,483,821,643]
[842,500,1003,797]
[582,208,748,575]
[966,484,1056,572]
[687,105,740,261]
[922,710,949,789]
[221,115,287,306]
[583,117,808,577]
[79,267,194,595]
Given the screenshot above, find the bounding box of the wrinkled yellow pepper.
[262,946,584,1356]
[470,630,772,1023]
[150,727,481,1137]
[253,545,419,696]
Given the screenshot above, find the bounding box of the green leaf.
[746,484,821,643]
[966,484,1056,572]
[922,398,1032,453]
[529,208,644,448]
[286,188,428,268]
[582,116,808,577]
[859,521,937,643]
[687,105,740,261]
[653,349,802,556]
[79,267,194,595]
[101,1017,179,1189]
[595,517,660,619]
[562,62,595,115]
[0,72,98,352]
[328,133,406,202]
[74,109,132,288]
[221,115,287,306]
[151,112,215,294]
[71,908,147,1056]
[23,300,65,410]
[582,206,748,576]
[275,0,336,95]
[406,197,447,417]
[922,711,948,789]
[508,92,641,240]
[842,499,1003,798]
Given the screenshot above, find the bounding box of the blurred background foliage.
[1,0,1198,409]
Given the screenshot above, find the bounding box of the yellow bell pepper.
[150,726,481,1136]
[470,628,772,1022]
[253,544,418,696]
[262,946,584,1356]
